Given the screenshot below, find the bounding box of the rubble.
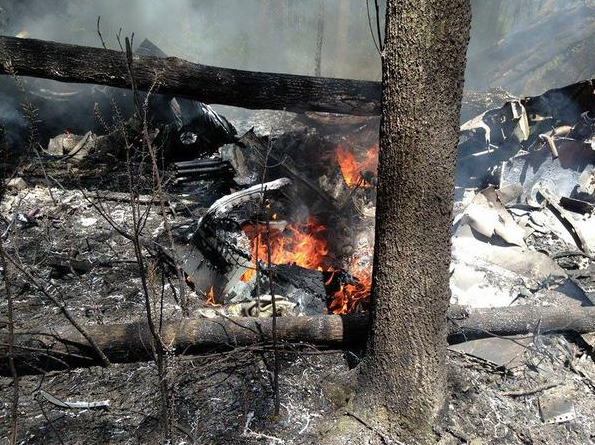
[20,74,593,322]
[3,70,595,322]
[449,336,532,370]
[454,79,595,310]
[456,186,526,247]
[447,78,595,417]
[47,130,96,159]
[539,385,577,424]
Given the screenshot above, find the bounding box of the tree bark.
[355,0,472,441]
[3,305,595,376]
[0,35,380,115]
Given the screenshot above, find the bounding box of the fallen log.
[0,35,381,115]
[2,305,595,376]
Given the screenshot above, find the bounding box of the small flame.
[335,143,379,188]
[206,286,220,306]
[241,266,256,283]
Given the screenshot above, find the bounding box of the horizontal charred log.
[2,305,595,376]
[0,35,381,115]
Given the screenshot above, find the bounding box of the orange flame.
[328,255,372,314]
[335,143,379,188]
[239,215,372,314]
[206,286,220,306]
[240,216,329,282]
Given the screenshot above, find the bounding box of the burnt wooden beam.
[2,305,595,376]
[0,35,381,115]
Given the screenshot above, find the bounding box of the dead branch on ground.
[5,305,595,376]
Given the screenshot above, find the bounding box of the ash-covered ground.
[1,102,595,444]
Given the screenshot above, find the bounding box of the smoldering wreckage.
[2,35,595,441]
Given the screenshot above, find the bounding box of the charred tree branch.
[0,35,381,115]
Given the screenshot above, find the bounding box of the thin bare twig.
[255,129,282,416]
[36,399,65,445]
[265,206,280,416]
[96,16,108,50]
[374,0,384,52]
[345,411,400,445]
[33,144,57,206]
[314,0,325,76]
[0,243,19,444]
[502,381,562,397]
[366,0,381,54]
[3,251,111,367]
[122,35,176,439]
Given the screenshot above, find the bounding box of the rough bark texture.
[0,35,380,115]
[1,314,363,376]
[355,0,472,440]
[4,304,595,376]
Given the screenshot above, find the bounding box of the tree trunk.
[0,35,380,115]
[355,0,472,441]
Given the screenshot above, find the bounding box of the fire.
[241,216,329,282]
[328,255,372,314]
[239,215,372,314]
[335,143,379,187]
[206,286,220,306]
[185,273,194,288]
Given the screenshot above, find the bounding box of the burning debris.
[9,70,595,322]
[334,142,378,188]
[170,78,595,319]
[170,113,379,316]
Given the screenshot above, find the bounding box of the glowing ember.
[206,286,220,306]
[240,216,329,283]
[335,143,379,187]
[185,273,194,287]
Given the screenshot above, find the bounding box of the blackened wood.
[447,305,595,341]
[3,305,595,376]
[0,35,381,115]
